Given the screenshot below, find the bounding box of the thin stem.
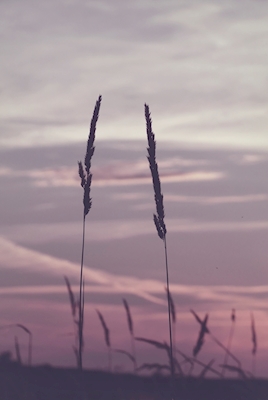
[131,334,137,372]
[28,333,32,366]
[252,353,256,376]
[222,319,235,376]
[108,346,112,372]
[210,333,241,369]
[164,236,174,378]
[173,320,176,368]
[78,214,86,370]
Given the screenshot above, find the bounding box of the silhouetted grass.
[96,309,112,371]
[145,104,174,379]
[122,298,137,371]
[14,336,21,365]
[2,98,267,400]
[222,309,236,376]
[250,312,257,375]
[77,95,102,370]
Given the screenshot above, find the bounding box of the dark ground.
[0,363,268,400]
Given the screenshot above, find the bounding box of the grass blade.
[64,276,77,318]
[96,309,112,371]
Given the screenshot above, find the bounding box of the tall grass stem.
[78,215,86,370]
[77,95,102,370]
[144,103,174,379]
[164,237,174,377]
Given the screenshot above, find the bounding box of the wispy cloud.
[165,193,268,205]
[168,219,268,233]
[0,237,164,305]
[1,236,268,312]
[130,193,268,212]
[231,154,267,165]
[0,164,224,187]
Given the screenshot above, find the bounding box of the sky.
[1,0,268,377]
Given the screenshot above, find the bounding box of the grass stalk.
[77,95,102,370]
[122,298,137,371]
[96,310,112,371]
[144,104,174,379]
[78,215,86,370]
[191,309,243,373]
[64,276,80,366]
[165,287,176,368]
[222,309,236,377]
[250,312,257,375]
[14,336,22,365]
[16,324,32,366]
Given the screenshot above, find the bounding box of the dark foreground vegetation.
[1,361,268,400]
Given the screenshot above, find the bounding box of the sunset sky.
[1,0,268,377]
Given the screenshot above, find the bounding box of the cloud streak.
[165,193,268,205]
[0,165,224,187]
[1,236,268,312]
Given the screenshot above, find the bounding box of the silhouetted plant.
[122,298,137,371]
[250,312,257,375]
[96,309,112,371]
[64,276,80,366]
[165,287,176,362]
[14,336,22,365]
[219,364,248,379]
[0,324,32,366]
[190,310,209,357]
[114,349,136,367]
[190,309,245,378]
[222,309,236,376]
[144,104,174,378]
[16,324,33,366]
[135,337,172,374]
[78,95,102,369]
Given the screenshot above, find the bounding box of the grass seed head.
[78,161,86,188]
[83,174,92,216]
[251,312,257,355]
[64,276,77,318]
[231,308,236,322]
[96,310,110,348]
[192,313,209,357]
[85,95,102,174]
[145,103,166,239]
[123,298,133,336]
